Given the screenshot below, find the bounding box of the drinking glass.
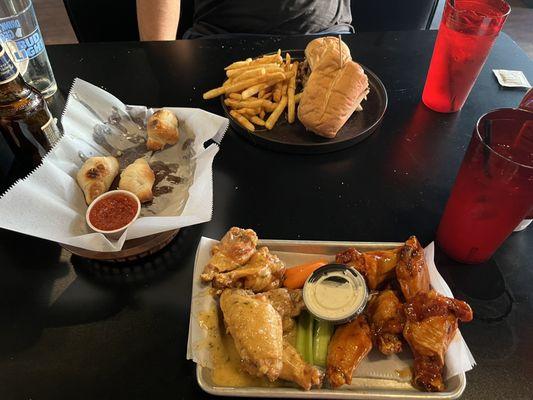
[0,0,57,97]
[437,108,533,263]
[422,0,510,113]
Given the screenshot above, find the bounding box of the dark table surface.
[0,31,532,400]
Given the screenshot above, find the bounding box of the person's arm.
[136,0,181,41]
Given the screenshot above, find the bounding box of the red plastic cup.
[513,90,533,232]
[437,108,533,263]
[422,0,510,113]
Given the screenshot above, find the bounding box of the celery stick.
[305,313,314,365]
[313,319,333,367]
[296,312,307,357]
[296,312,314,364]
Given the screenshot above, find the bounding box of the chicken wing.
[396,236,430,301]
[213,247,285,293]
[366,290,405,355]
[403,290,473,392]
[201,227,258,282]
[262,288,305,333]
[279,341,323,390]
[326,315,373,388]
[335,247,400,289]
[220,289,283,382]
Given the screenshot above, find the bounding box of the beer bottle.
[0,43,60,189]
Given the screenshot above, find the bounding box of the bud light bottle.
[0,0,57,98]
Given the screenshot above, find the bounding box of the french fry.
[247,108,261,116]
[295,92,302,104]
[281,60,290,97]
[273,82,282,102]
[252,52,283,65]
[265,95,288,130]
[271,68,296,102]
[236,107,261,116]
[266,71,290,81]
[224,98,238,107]
[281,81,288,97]
[241,80,277,100]
[207,51,296,131]
[226,64,282,77]
[232,71,286,98]
[203,86,226,100]
[288,61,298,123]
[232,67,266,83]
[250,116,266,126]
[242,83,267,100]
[262,99,277,112]
[233,99,266,109]
[230,110,255,131]
[264,71,291,87]
[225,58,252,70]
[225,75,266,94]
[282,69,295,83]
[225,98,258,109]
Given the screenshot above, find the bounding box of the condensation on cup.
[0,0,57,98]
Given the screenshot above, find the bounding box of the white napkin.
[187,238,475,382]
[424,242,476,379]
[0,79,229,252]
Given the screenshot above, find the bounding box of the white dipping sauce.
[303,266,368,322]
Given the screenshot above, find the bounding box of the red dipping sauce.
[89,193,138,231]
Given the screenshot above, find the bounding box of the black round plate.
[222,50,388,154]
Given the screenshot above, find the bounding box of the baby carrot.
[283,260,328,289]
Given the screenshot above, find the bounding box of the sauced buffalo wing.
[403,290,473,392]
[366,289,405,355]
[396,236,430,301]
[335,247,400,289]
[326,315,373,388]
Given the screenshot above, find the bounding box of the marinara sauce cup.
[86,190,141,239]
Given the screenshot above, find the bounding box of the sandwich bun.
[305,36,352,71]
[298,41,369,139]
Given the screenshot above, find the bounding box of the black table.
[0,31,532,400]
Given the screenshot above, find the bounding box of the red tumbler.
[437,107,533,263]
[422,0,510,113]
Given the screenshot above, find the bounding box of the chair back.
[352,0,440,32]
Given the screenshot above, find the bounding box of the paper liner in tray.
[0,78,229,252]
[187,238,475,384]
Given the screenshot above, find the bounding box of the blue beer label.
[0,48,18,83]
[0,18,45,62]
